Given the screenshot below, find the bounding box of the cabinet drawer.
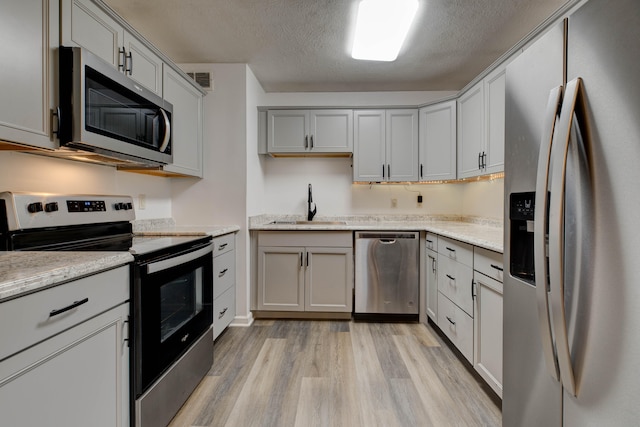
[0,266,129,361]
[437,255,473,316]
[437,236,473,267]
[213,250,235,298]
[213,233,235,257]
[474,247,504,283]
[213,285,235,340]
[437,292,474,363]
[425,232,438,251]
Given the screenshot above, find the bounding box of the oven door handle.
[146,243,212,274]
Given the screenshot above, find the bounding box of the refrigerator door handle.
[534,85,563,382]
[548,77,583,397]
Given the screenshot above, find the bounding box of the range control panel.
[0,192,135,231]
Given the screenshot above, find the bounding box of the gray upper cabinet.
[353,109,419,182]
[162,66,204,178]
[457,63,506,179]
[0,0,58,150]
[419,100,457,181]
[61,0,163,95]
[267,109,353,155]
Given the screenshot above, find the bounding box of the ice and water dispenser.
[509,192,537,284]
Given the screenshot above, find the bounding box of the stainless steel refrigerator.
[504,0,640,425]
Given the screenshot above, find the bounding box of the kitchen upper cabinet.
[256,231,353,314]
[457,81,485,179]
[0,0,58,150]
[353,109,419,182]
[267,109,353,155]
[419,101,457,181]
[61,0,163,95]
[457,65,506,179]
[161,66,204,178]
[483,65,506,174]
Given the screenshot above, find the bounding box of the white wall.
[171,63,254,323]
[0,151,172,219]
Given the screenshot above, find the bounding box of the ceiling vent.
[186,71,213,91]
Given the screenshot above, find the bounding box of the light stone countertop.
[132,218,240,238]
[0,251,133,303]
[249,214,504,253]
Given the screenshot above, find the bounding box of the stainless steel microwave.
[58,46,172,166]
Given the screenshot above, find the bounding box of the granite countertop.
[132,218,240,237]
[249,214,504,253]
[0,251,133,303]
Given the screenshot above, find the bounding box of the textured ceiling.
[102,0,569,92]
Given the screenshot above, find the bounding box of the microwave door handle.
[534,85,563,382]
[158,108,171,153]
[548,77,583,397]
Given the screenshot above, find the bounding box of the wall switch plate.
[391,198,397,207]
[138,194,146,210]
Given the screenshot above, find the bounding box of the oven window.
[160,267,204,343]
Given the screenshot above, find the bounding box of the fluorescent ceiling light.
[351,0,419,62]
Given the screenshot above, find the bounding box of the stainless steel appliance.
[354,231,419,320]
[504,0,640,425]
[57,47,172,167]
[0,192,213,427]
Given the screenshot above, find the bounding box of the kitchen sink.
[268,220,347,225]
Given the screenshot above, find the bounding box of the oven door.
[133,240,213,396]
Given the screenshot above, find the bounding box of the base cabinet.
[473,247,504,397]
[213,233,236,339]
[257,232,353,314]
[0,266,130,427]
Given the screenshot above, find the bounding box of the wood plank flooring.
[168,320,501,427]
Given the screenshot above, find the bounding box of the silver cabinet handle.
[218,268,228,277]
[118,47,126,72]
[548,77,584,397]
[534,85,563,383]
[125,51,133,75]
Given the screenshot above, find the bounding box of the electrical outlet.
[391,198,397,208]
[138,194,146,210]
[418,195,423,203]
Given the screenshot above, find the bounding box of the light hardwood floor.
[169,320,501,427]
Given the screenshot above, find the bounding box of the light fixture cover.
[351,0,419,62]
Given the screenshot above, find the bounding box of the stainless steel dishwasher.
[354,231,419,320]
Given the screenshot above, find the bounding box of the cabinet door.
[474,272,503,397]
[162,66,204,177]
[0,0,57,150]
[457,81,485,179]
[0,303,130,427]
[484,66,506,174]
[61,0,123,67]
[123,32,163,95]
[419,101,457,181]
[309,109,353,153]
[267,110,309,153]
[386,109,419,182]
[305,247,353,312]
[353,110,386,181]
[257,246,305,311]
[426,249,438,320]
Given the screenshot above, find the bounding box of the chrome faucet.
[307,183,317,221]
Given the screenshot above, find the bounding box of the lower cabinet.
[213,233,236,339]
[427,233,504,398]
[257,231,353,314]
[0,266,130,427]
[473,247,504,398]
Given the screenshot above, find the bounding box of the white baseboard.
[230,312,254,327]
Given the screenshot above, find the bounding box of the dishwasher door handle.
[379,239,396,244]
